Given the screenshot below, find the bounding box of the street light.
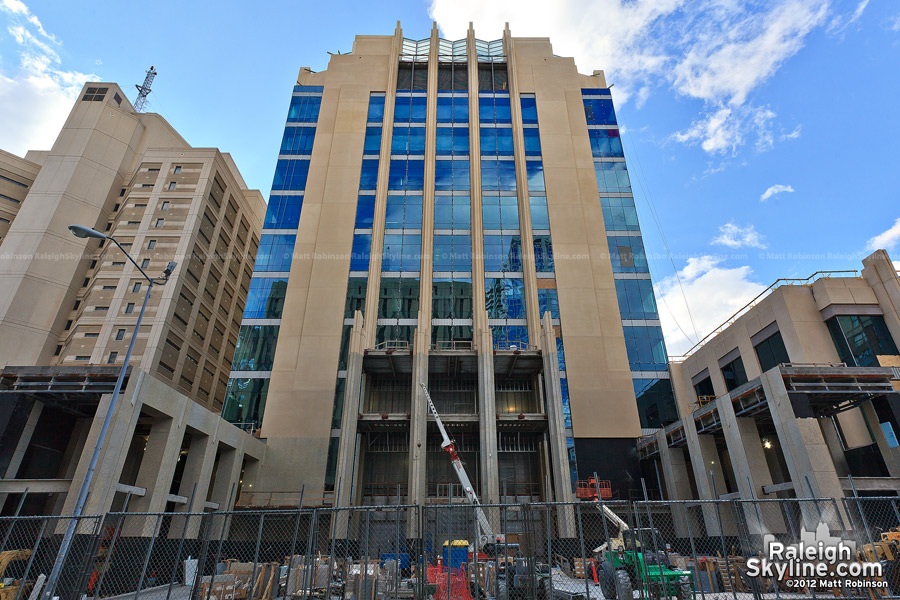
[44,225,177,600]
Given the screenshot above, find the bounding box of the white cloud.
[866,217,900,252]
[827,0,869,34]
[781,125,802,140]
[0,1,97,156]
[429,0,828,157]
[760,183,795,201]
[711,222,767,248]
[655,256,767,355]
[891,14,900,32]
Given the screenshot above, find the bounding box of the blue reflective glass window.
[385,195,423,229]
[556,336,566,373]
[437,97,469,123]
[581,88,610,96]
[264,195,303,229]
[378,278,420,319]
[381,233,422,272]
[594,162,631,193]
[244,278,288,319]
[434,195,470,230]
[395,96,427,123]
[355,195,376,229]
[255,234,296,271]
[480,159,516,191]
[623,326,668,371]
[538,288,559,319]
[391,126,426,155]
[608,236,648,273]
[533,235,554,272]
[615,278,659,320]
[526,161,545,192]
[491,325,528,349]
[232,325,280,371]
[436,127,469,156]
[483,235,522,272]
[479,96,512,124]
[359,159,379,190]
[481,195,519,230]
[601,196,640,231]
[485,278,525,319]
[583,98,617,125]
[272,159,311,191]
[367,95,385,123]
[433,234,472,272]
[479,128,514,156]
[435,160,470,191]
[223,378,269,429]
[588,129,624,157]
[520,96,538,124]
[388,159,425,190]
[287,95,322,123]
[529,196,549,230]
[561,379,572,429]
[523,128,541,156]
[363,127,382,155]
[350,234,371,271]
[280,127,316,155]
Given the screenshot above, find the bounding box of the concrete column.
[129,414,184,517]
[656,430,693,538]
[539,314,576,537]
[860,400,900,477]
[209,444,243,511]
[717,396,788,533]
[173,430,218,538]
[407,326,429,524]
[477,311,500,504]
[761,369,847,526]
[682,413,736,536]
[0,401,43,509]
[656,431,693,501]
[335,312,366,511]
[207,442,243,542]
[820,417,851,477]
[62,371,145,518]
[45,417,92,516]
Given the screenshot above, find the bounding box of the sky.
[1,0,899,356]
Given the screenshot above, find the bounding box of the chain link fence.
[0,497,896,600]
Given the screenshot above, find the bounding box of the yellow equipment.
[0,549,33,600]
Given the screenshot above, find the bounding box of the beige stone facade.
[0,150,40,246]
[0,83,266,516]
[230,25,671,510]
[643,250,900,502]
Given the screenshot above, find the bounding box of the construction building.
[224,23,679,511]
[0,149,40,246]
[0,82,266,516]
[640,250,900,505]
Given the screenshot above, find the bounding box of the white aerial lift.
[420,383,506,549]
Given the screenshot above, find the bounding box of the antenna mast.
[133,66,157,112]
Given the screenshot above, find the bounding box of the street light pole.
[42,225,176,600]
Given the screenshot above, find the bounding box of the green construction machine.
[592,504,694,600]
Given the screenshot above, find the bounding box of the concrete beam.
[0,479,70,494]
[762,481,795,494]
[840,476,900,492]
[115,483,146,497]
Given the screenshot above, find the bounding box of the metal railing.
[2,496,897,600]
[671,270,859,362]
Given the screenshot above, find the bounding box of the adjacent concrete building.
[641,250,900,505]
[225,24,679,510]
[0,149,40,246]
[0,83,266,516]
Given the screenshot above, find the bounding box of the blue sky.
[1,0,898,354]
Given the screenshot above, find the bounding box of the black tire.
[615,569,633,600]
[599,561,617,599]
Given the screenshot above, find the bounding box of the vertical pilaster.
[130,414,184,515]
[173,431,218,538]
[503,25,540,344]
[336,311,367,511]
[762,370,845,500]
[478,311,500,504]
